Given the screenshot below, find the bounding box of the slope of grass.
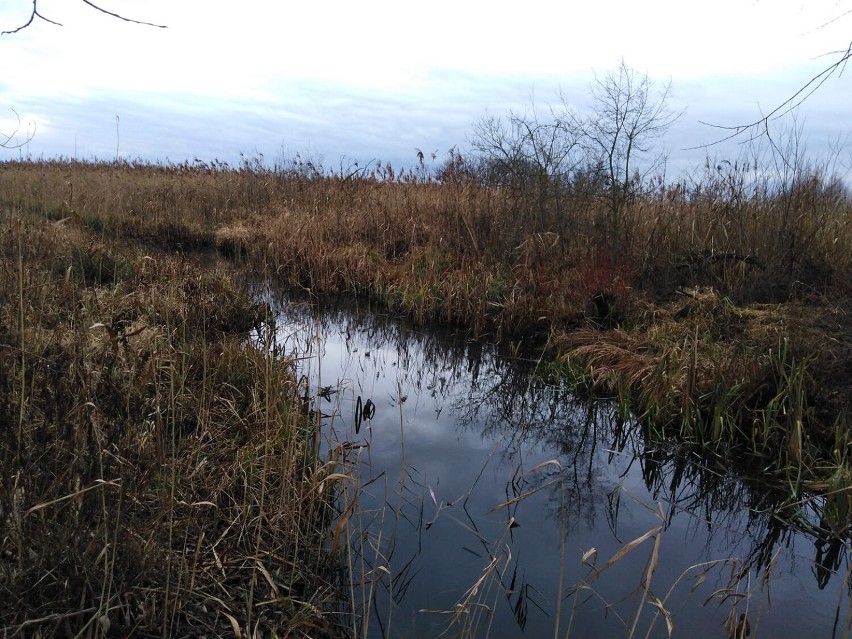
[0,212,344,636]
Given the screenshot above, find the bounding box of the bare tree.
[2,0,166,35]
[470,102,584,235]
[468,63,679,246]
[582,60,681,249]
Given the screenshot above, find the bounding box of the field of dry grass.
[0,208,346,636]
[0,155,849,633]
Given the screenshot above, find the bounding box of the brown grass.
[0,213,345,636]
[0,154,849,493]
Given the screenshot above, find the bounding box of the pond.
[261,292,850,638]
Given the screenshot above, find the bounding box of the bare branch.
[2,0,166,35]
[806,8,852,34]
[1,0,62,35]
[586,60,682,211]
[1,108,36,149]
[686,0,852,151]
[78,0,167,29]
[695,35,852,149]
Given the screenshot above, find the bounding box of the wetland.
[0,155,849,636]
[273,294,851,638]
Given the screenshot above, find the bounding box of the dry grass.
[0,155,849,488]
[0,214,345,636]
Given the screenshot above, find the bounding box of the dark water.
[262,294,850,638]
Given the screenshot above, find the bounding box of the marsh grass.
[1,151,851,633]
[1,155,849,484]
[0,214,344,636]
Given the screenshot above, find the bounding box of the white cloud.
[1,0,849,168]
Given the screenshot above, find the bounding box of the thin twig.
[2,0,62,34]
[692,41,852,149]
[6,608,98,635]
[2,0,166,35]
[79,0,167,28]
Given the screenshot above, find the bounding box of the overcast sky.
[1,0,850,176]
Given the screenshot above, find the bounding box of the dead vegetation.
[0,213,346,636]
[1,157,846,431]
[0,150,849,634]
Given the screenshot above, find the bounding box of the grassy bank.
[1,158,850,489]
[0,211,344,635]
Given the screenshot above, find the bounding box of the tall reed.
[0,213,343,636]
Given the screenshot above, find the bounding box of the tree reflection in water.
[260,291,851,638]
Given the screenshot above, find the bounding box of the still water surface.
[264,294,849,638]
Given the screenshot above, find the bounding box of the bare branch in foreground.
[1,108,36,149]
[694,38,852,149]
[78,0,167,29]
[2,0,166,35]
[1,0,62,35]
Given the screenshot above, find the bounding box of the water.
[262,293,850,638]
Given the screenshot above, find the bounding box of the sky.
[0,0,850,177]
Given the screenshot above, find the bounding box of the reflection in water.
[258,292,851,638]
